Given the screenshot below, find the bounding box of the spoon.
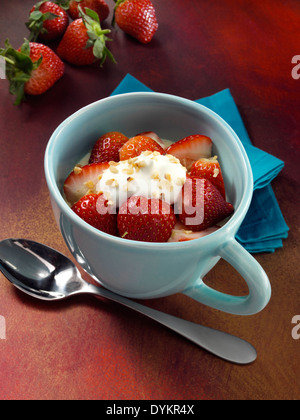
[0,238,257,364]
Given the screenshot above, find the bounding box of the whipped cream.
[96,151,187,208]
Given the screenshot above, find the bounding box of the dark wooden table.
[0,0,299,400]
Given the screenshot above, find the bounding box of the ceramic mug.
[44,92,271,316]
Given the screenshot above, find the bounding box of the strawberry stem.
[79,6,116,65]
[1,56,15,66]
[114,0,126,7]
[26,1,59,42]
[53,0,70,10]
[112,0,126,27]
[0,39,41,105]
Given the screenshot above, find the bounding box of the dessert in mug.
[63,131,234,242]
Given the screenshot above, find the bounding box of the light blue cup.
[44,92,271,315]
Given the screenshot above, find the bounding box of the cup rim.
[44,92,253,249]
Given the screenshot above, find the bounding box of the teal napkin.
[111,74,289,253]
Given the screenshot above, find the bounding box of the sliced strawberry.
[64,162,109,205]
[117,196,177,242]
[165,135,212,171]
[72,193,118,235]
[190,156,226,199]
[119,135,165,161]
[136,131,167,150]
[168,221,220,242]
[177,177,234,231]
[89,132,129,163]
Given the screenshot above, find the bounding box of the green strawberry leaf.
[0,39,41,105]
[93,38,105,58]
[79,6,116,66]
[114,0,126,7]
[83,7,100,23]
[53,0,70,10]
[26,2,59,42]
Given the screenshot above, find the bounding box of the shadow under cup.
[45,92,271,316]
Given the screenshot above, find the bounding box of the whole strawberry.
[177,177,234,231]
[26,1,69,41]
[113,0,158,44]
[118,196,176,242]
[57,7,115,65]
[89,132,129,163]
[0,39,64,105]
[72,193,118,235]
[68,0,109,22]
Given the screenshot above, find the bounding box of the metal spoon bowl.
[0,238,257,364]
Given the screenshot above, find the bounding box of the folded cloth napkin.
[111,74,289,253]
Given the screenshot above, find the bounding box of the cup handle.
[183,238,271,315]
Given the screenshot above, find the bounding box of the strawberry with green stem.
[26,1,69,41]
[57,6,115,65]
[0,38,64,105]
